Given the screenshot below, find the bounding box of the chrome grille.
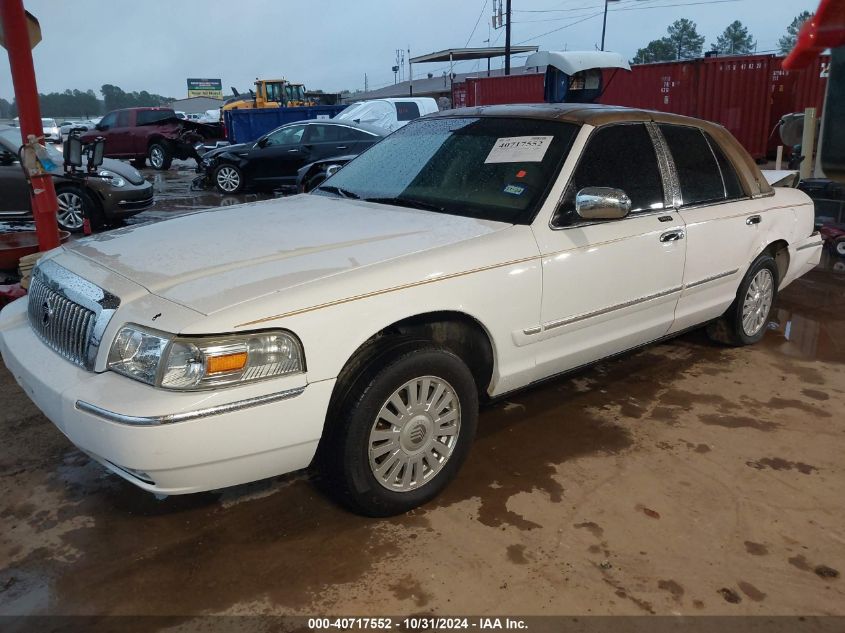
[26,260,120,371]
[28,273,96,368]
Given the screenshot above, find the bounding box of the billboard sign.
[187,78,223,99]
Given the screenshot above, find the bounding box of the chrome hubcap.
[741,268,774,336]
[368,376,461,493]
[150,146,164,168]
[56,192,84,230]
[837,241,845,256]
[216,166,240,192]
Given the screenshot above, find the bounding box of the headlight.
[98,169,126,187]
[108,325,304,390]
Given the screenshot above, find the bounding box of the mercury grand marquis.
[0,104,823,516]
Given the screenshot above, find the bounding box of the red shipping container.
[451,54,828,160]
[458,74,545,107]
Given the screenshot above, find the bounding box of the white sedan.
[0,104,822,516]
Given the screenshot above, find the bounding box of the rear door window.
[304,124,342,143]
[707,133,745,200]
[394,101,421,121]
[136,110,175,125]
[555,123,664,226]
[659,124,726,206]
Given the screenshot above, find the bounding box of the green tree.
[667,18,705,60]
[632,38,676,64]
[0,97,15,119]
[779,11,813,55]
[712,20,756,55]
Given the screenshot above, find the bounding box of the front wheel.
[148,142,172,170]
[213,164,244,194]
[707,253,777,346]
[318,340,478,516]
[55,186,103,233]
[836,239,845,258]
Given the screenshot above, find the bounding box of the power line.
[515,11,605,45]
[464,0,489,47]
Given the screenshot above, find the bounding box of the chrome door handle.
[746,215,762,225]
[336,145,347,150]
[660,230,685,242]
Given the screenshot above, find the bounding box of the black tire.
[706,253,778,346]
[304,169,328,193]
[317,339,479,517]
[131,157,146,169]
[148,141,172,170]
[55,185,104,233]
[212,163,244,194]
[835,239,845,258]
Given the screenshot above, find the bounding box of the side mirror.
[95,123,106,131]
[0,150,17,166]
[575,187,631,220]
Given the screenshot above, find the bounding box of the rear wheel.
[836,239,845,257]
[707,253,777,346]
[148,142,172,170]
[318,340,478,516]
[213,164,244,194]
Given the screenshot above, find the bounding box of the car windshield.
[41,118,57,127]
[314,117,580,224]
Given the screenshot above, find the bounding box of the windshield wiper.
[316,185,360,199]
[364,196,446,214]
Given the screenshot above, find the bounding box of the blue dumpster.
[224,105,348,144]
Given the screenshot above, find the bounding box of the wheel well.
[341,311,495,400]
[763,239,789,283]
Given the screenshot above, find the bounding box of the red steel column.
[1,0,60,251]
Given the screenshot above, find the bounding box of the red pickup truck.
[80,107,224,170]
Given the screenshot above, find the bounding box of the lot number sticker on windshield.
[485,136,553,164]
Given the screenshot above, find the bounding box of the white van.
[335,97,438,133]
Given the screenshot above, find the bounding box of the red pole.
[0,0,60,251]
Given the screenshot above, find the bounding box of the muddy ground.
[0,162,843,619]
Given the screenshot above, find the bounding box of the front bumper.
[98,181,154,220]
[0,298,335,495]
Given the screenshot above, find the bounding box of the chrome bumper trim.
[75,386,306,426]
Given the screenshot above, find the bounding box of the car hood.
[203,142,251,159]
[61,194,510,315]
[100,157,146,185]
[46,157,145,186]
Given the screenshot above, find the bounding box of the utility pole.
[0,0,60,251]
[600,0,620,51]
[504,0,512,75]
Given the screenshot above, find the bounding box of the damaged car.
[79,107,224,170]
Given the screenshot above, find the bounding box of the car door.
[0,144,31,215]
[659,124,762,334]
[249,123,308,186]
[529,122,687,378]
[302,124,352,161]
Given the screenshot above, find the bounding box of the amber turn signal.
[206,352,248,374]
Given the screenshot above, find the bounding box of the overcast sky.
[0,0,814,102]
